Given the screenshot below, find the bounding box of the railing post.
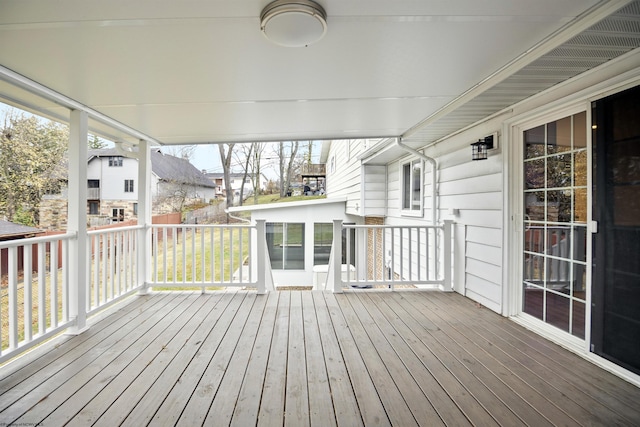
[330,219,343,293]
[255,220,267,294]
[137,139,152,294]
[442,220,453,292]
[68,109,89,334]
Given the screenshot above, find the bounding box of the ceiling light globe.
[260,0,327,47]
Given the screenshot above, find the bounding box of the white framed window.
[124,179,134,192]
[108,156,123,167]
[401,159,423,215]
[266,222,305,270]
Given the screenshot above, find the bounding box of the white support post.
[331,220,343,293]
[67,109,89,334]
[255,219,267,294]
[442,220,453,292]
[137,140,152,294]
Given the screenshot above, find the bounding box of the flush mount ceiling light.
[260,0,327,47]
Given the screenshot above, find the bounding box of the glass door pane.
[523,112,588,339]
[592,85,640,375]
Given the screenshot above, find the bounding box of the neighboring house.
[40,148,216,229]
[205,172,263,199]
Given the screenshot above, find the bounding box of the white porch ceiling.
[0,0,637,146]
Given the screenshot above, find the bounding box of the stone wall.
[38,199,68,231]
[38,199,138,230]
[365,216,385,280]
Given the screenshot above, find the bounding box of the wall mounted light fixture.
[471,135,495,161]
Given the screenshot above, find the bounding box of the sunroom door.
[522,111,588,340]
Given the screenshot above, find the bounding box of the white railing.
[0,232,74,362]
[149,220,274,293]
[326,220,453,292]
[87,225,144,315]
[1,217,451,362]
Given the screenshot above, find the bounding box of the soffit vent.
[400,1,640,149]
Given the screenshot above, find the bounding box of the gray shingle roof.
[150,149,215,188]
[0,220,42,238]
[86,148,215,188]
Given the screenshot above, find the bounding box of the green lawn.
[152,226,250,289]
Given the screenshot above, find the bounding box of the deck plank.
[323,293,391,427]
[334,293,418,426]
[362,292,498,426]
[346,292,446,427]
[433,291,640,421]
[393,292,575,427]
[1,290,639,427]
[149,291,248,425]
[203,292,271,426]
[87,292,222,426]
[175,293,257,426]
[0,292,191,425]
[285,291,310,427]
[257,290,290,427]
[112,292,233,426]
[301,291,337,427]
[422,292,634,426]
[0,292,174,406]
[357,292,470,426]
[311,291,362,427]
[0,291,160,384]
[381,292,559,427]
[48,292,208,427]
[230,291,280,427]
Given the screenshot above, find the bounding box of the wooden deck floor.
[1,290,639,426]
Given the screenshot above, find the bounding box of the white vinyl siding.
[435,142,503,312]
[87,156,138,201]
[361,165,386,216]
[382,133,503,312]
[326,139,364,215]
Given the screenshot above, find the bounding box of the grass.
[152,226,250,289]
[1,267,65,352]
[1,225,251,351]
[242,193,326,206]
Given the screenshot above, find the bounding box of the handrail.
[87,225,144,235]
[148,222,273,293]
[328,220,453,292]
[0,232,75,249]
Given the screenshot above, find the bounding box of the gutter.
[395,138,438,225]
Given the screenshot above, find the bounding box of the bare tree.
[165,145,196,161]
[233,143,253,205]
[154,180,191,213]
[279,141,299,197]
[218,143,235,209]
[251,143,266,204]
